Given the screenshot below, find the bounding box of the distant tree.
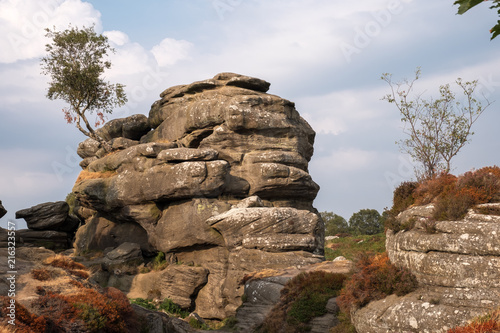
[454,0,500,39]
[321,212,349,236]
[348,209,383,235]
[41,25,127,152]
[382,68,491,180]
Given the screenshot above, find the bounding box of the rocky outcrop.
[352,203,500,333]
[0,200,6,218]
[70,73,324,319]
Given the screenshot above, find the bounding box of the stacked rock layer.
[71,73,324,319]
[353,203,500,333]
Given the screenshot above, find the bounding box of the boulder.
[131,304,196,333]
[105,242,142,262]
[77,138,101,159]
[145,198,229,253]
[15,201,80,233]
[97,114,151,141]
[0,200,6,218]
[207,206,324,254]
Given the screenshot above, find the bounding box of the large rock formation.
[352,203,500,333]
[70,73,324,319]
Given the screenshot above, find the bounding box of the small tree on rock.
[41,25,127,152]
[382,68,491,180]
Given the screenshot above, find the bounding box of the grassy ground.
[324,233,386,261]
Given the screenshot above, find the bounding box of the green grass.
[324,233,386,261]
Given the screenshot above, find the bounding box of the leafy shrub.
[65,192,77,216]
[159,298,189,318]
[392,181,418,213]
[130,298,157,311]
[152,251,168,271]
[259,271,347,333]
[448,307,500,333]
[188,316,210,330]
[130,297,189,318]
[337,252,418,314]
[384,181,419,232]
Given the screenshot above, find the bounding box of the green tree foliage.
[348,209,383,235]
[41,25,127,151]
[382,68,491,180]
[454,0,500,39]
[321,212,349,236]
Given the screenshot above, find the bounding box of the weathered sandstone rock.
[352,203,500,333]
[70,73,323,320]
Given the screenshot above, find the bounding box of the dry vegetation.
[337,252,418,312]
[448,307,500,333]
[0,255,137,332]
[75,169,116,183]
[386,166,500,231]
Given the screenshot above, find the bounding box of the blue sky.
[1,0,499,229]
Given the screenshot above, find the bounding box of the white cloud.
[0,0,101,63]
[104,30,130,46]
[151,38,194,67]
[298,85,395,135]
[313,148,381,172]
